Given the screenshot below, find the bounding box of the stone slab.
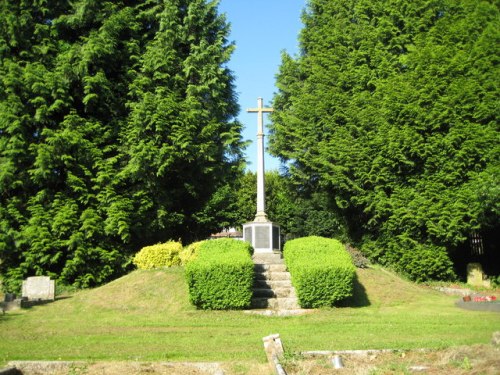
[252,254,284,264]
[254,264,287,272]
[252,297,301,310]
[467,263,490,288]
[254,279,293,289]
[244,222,281,253]
[22,276,55,301]
[255,271,291,281]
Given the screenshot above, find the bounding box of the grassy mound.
[0,266,498,365]
[73,267,191,313]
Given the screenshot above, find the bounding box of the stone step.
[254,279,293,289]
[251,297,301,310]
[252,254,284,264]
[254,264,287,273]
[253,287,296,298]
[254,271,291,281]
[253,288,275,298]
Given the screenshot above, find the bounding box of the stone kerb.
[22,276,55,301]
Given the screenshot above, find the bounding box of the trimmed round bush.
[133,241,182,270]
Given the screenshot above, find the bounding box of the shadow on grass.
[2,296,73,313]
[0,312,17,323]
[336,273,371,308]
[22,295,72,309]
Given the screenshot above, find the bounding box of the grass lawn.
[0,266,499,366]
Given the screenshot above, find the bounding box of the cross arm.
[246,107,274,113]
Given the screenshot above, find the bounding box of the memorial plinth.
[243,98,281,253]
[243,221,281,253]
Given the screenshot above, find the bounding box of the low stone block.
[467,263,490,288]
[22,276,55,301]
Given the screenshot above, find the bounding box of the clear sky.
[218,0,306,172]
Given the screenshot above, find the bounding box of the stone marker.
[22,276,55,301]
[467,263,490,288]
[263,334,286,375]
[332,355,344,369]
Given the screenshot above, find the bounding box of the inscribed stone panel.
[255,226,270,248]
[244,226,252,243]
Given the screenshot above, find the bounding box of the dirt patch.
[7,346,499,374]
[284,345,500,375]
[7,360,271,375]
[83,361,224,375]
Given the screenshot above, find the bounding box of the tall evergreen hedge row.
[185,239,253,310]
[284,236,355,308]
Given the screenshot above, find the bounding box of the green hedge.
[179,240,206,266]
[185,238,254,310]
[361,235,456,282]
[284,236,355,308]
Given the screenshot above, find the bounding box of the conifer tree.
[0,0,243,291]
[123,0,243,245]
[271,0,499,280]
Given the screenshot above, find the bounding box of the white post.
[247,98,273,222]
[256,98,266,221]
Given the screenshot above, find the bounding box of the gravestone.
[22,276,55,301]
[466,263,491,288]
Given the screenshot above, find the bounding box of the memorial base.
[243,221,281,253]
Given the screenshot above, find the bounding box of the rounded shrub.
[133,241,182,270]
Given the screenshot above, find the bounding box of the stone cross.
[247,97,273,222]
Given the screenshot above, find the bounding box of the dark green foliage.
[234,171,348,241]
[363,236,456,282]
[234,171,297,230]
[0,0,244,292]
[122,0,244,244]
[398,245,456,283]
[284,236,355,308]
[185,238,254,310]
[271,0,499,281]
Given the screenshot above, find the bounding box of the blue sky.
[218,0,306,172]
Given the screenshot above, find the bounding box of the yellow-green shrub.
[133,241,182,270]
[179,241,206,265]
